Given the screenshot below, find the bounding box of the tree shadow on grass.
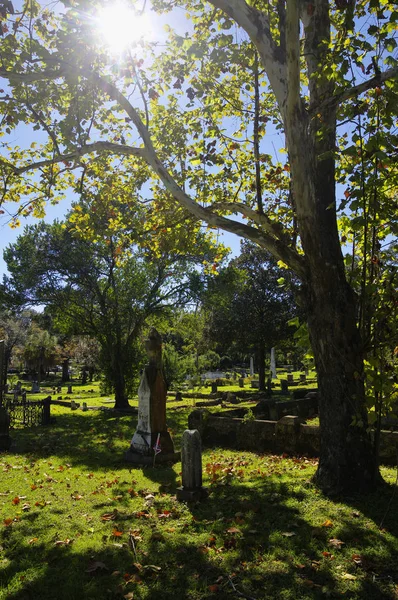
[7,411,138,472]
[1,475,397,599]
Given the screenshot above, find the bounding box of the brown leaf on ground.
[100,511,118,521]
[226,527,241,534]
[54,538,73,546]
[329,538,345,549]
[11,496,20,505]
[86,561,108,573]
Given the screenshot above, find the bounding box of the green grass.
[1,394,398,599]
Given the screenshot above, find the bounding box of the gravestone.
[280,379,288,392]
[177,429,208,502]
[211,382,217,394]
[175,391,183,402]
[57,386,62,394]
[82,402,88,411]
[300,374,307,383]
[126,328,178,464]
[250,356,254,376]
[287,374,294,383]
[15,381,22,394]
[67,384,73,394]
[270,347,277,379]
[238,378,244,388]
[31,381,40,393]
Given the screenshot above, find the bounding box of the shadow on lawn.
[1,478,398,600]
[7,407,186,472]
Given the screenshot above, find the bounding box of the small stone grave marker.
[177,429,208,502]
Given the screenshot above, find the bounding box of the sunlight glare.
[95,2,151,53]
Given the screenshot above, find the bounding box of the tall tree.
[3,216,215,407]
[205,242,297,390]
[0,1,396,491]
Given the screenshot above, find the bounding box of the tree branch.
[0,141,146,175]
[206,0,287,108]
[316,66,398,113]
[90,71,306,278]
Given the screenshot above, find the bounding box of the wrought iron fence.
[2,395,51,428]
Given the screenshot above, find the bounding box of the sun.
[95,2,152,53]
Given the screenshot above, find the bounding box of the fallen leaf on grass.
[352,554,362,566]
[341,573,356,580]
[281,532,296,537]
[100,511,118,521]
[112,529,123,537]
[86,561,108,573]
[322,552,334,559]
[329,538,345,549]
[226,527,241,534]
[3,518,13,526]
[22,503,31,511]
[124,593,134,599]
[302,579,323,589]
[54,538,73,546]
[321,520,333,528]
[11,496,20,505]
[208,584,219,593]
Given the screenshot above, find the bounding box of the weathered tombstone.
[42,396,51,425]
[177,429,208,502]
[225,391,236,404]
[70,400,78,410]
[211,382,217,394]
[126,328,177,464]
[175,391,183,402]
[250,356,254,376]
[251,380,259,389]
[280,379,289,392]
[57,386,62,394]
[238,378,244,388]
[270,347,277,379]
[31,381,40,393]
[82,402,88,412]
[67,384,73,394]
[287,374,294,383]
[300,374,307,383]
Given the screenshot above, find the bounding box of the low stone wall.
[188,409,398,466]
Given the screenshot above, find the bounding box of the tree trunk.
[258,344,266,392]
[62,358,70,383]
[112,356,130,409]
[305,274,380,495]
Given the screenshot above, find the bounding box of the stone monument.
[126,328,178,465]
[177,429,208,502]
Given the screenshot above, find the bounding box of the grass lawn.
[1,395,398,599]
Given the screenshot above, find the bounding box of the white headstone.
[250,356,254,376]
